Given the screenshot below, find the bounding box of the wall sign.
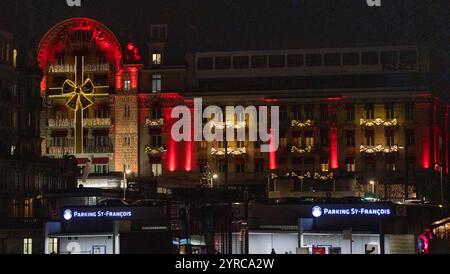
[311,205,392,218]
[63,208,133,221]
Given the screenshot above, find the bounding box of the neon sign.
[63,209,133,221]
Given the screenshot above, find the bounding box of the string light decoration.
[360,145,399,154]
[210,121,247,130]
[360,118,398,127]
[314,172,335,181]
[145,146,166,155]
[291,146,313,154]
[291,120,313,128]
[145,118,164,127]
[211,147,247,156]
[283,172,334,181]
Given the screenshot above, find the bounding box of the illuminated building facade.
[37,18,449,204]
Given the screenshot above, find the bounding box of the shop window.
[48,238,58,254]
[152,164,162,177]
[23,239,32,255]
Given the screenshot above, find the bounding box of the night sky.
[2,0,449,51]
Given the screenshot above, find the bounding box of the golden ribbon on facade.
[62,78,96,110]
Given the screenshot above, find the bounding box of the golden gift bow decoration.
[62,78,95,110]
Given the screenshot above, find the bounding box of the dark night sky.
[1,0,449,51]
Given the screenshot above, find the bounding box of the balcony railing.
[146,118,164,128]
[83,118,112,127]
[48,119,73,127]
[291,145,313,154]
[211,147,247,157]
[360,145,399,154]
[291,120,314,128]
[145,146,166,155]
[48,146,75,155]
[84,145,114,154]
[360,118,398,127]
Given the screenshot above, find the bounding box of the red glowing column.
[269,129,277,171]
[115,70,123,90]
[130,68,138,89]
[40,75,47,92]
[184,108,195,172]
[330,127,339,169]
[446,106,449,174]
[164,107,177,172]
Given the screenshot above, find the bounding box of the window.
[279,107,288,121]
[251,56,267,68]
[13,199,19,217]
[198,57,213,70]
[152,74,162,93]
[200,141,207,149]
[10,145,16,156]
[343,52,360,65]
[236,163,245,173]
[218,162,226,173]
[124,80,131,91]
[151,135,162,147]
[287,54,303,67]
[215,57,231,69]
[304,105,314,120]
[124,136,131,146]
[406,130,415,146]
[320,163,329,173]
[386,134,395,147]
[405,103,414,120]
[346,131,355,147]
[280,137,287,148]
[233,56,249,69]
[23,239,32,255]
[399,50,417,64]
[320,130,329,146]
[124,105,131,118]
[152,51,162,65]
[151,108,162,120]
[293,135,302,147]
[320,105,328,121]
[24,199,32,219]
[152,164,162,177]
[269,55,286,68]
[94,165,108,174]
[305,54,322,66]
[346,158,356,172]
[151,25,167,39]
[324,53,341,66]
[366,131,375,146]
[365,104,374,119]
[346,105,355,121]
[293,105,302,120]
[218,141,225,149]
[48,238,58,254]
[386,162,397,172]
[305,137,314,147]
[385,104,395,119]
[95,136,109,147]
[237,141,245,148]
[5,44,10,63]
[381,51,398,64]
[255,160,264,173]
[13,49,17,68]
[361,52,379,65]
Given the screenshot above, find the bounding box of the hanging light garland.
[145,118,164,127]
[360,145,399,154]
[291,146,313,154]
[211,147,247,156]
[291,120,314,128]
[145,146,166,155]
[360,118,398,127]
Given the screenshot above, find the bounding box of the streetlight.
[434,163,444,205]
[123,169,131,200]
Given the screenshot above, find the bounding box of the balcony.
[83,118,112,127]
[291,145,313,154]
[84,145,114,154]
[360,118,398,127]
[360,145,399,154]
[48,146,75,155]
[211,147,247,157]
[48,118,73,128]
[145,146,166,155]
[291,119,314,128]
[145,118,164,128]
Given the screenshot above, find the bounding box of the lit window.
[305,137,314,147]
[200,141,207,149]
[10,145,16,156]
[13,49,17,68]
[124,80,131,91]
[280,137,287,148]
[48,238,58,254]
[386,163,396,172]
[94,165,108,174]
[152,164,162,177]
[237,141,245,148]
[124,136,131,146]
[152,74,162,93]
[124,105,131,118]
[23,238,32,255]
[152,52,162,65]
[321,163,329,172]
